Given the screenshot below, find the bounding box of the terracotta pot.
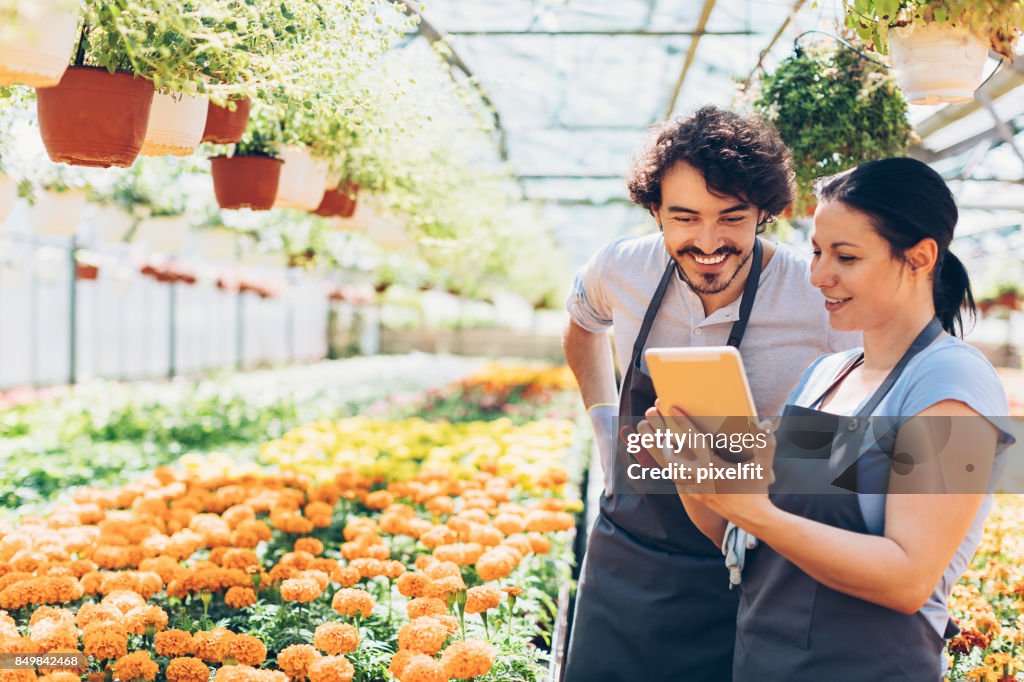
[202,97,250,144]
[996,291,1020,311]
[0,172,16,224]
[0,3,79,88]
[141,92,209,157]
[210,155,283,211]
[36,66,155,168]
[76,262,99,281]
[314,182,360,218]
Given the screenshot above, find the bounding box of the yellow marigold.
[313,622,359,655]
[277,644,321,680]
[113,651,158,681]
[400,653,446,682]
[280,577,322,604]
[465,586,502,615]
[396,573,431,599]
[329,566,360,588]
[155,629,196,657]
[331,589,375,619]
[193,627,235,663]
[81,621,128,661]
[225,586,258,609]
[226,634,267,666]
[407,597,447,620]
[294,538,324,556]
[308,655,355,682]
[397,617,448,655]
[440,639,494,680]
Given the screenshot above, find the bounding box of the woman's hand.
[638,401,778,530]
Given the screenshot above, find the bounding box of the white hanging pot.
[140,92,209,157]
[0,172,16,224]
[32,189,86,235]
[194,227,237,261]
[273,145,328,211]
[90,205,135,245]
[889,23,989,105]
[0,2,79,88]
[133,215,190,255]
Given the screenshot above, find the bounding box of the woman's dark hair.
[627,105,795,231]
[817,157,975,337]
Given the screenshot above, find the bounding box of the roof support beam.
[662,0,718,120]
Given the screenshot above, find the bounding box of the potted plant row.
[843,0,1024,104]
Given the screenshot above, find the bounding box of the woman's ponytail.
[932,252,975,337]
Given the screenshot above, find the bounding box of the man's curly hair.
[627,106,794,226]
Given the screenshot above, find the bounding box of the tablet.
[644,346,757,419]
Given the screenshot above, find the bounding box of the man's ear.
[651,207,662,231]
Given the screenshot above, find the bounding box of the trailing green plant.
[751,39,914,212]
[843,0,1024,60]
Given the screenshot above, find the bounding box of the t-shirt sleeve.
[565,242,615,333]
[897,347,1016,446]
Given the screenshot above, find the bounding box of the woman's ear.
[906,238,938,274]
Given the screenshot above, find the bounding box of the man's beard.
[675,246,753,295]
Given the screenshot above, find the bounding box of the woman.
[641,157,1015,680]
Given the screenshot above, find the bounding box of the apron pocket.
[738,556,818,650]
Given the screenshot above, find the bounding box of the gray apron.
[735,317,960,681]
[564,239,764,682]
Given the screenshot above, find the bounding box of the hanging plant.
[0,0,80,88]
[752,38,914,213]
[210,117,283,211]
[843,1,1024,104]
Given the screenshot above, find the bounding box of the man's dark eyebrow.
[719,203,749,214]
[664,203,749,215]
[665,205,699,215]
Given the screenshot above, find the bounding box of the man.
[562,105,859,681]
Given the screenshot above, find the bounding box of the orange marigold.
[225,586,258,609]
[400,653,446,682]
[277,644,320,680]
[124,605,169,635]
[226,634,267,666]
[475,548,517,582]
[465,586,502,615]
[329,566,360,588]
[397,618,448,656]
[313,622,359,655]
[81,621,128,661]
[113,651,158,681]
[396,573,431,599]
[294,538,324,556]
[364,491,394,510]
[440,639,494,680]
[193,627,235,663]
[331,589,375,619]
[389,649,417,679]
[407,598,447,620]
[308,655,355,682]
[280,577,323,604]
[155,629,195,657]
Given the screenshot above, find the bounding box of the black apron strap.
[631,258,678,369]
[726,237,764,348]
[854,317,943,419]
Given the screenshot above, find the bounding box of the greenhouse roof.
[406,0,1024,275]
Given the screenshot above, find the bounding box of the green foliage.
[752,40,913,212]
[843,0,1024,59]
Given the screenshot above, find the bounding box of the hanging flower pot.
[194,228,237,261]
[314,182,360,218]
[140,92,209,157]
[0,3,79,88]
[0,172,16,224]
[889,23,989,105]
[201,97,250,144]
[31,189,87,235]
[133,215,190,255]
[210,156,283,211]
[274,145,328,211]
[90,205,135,245]
[76,262,99,281]
[36,66,155,168]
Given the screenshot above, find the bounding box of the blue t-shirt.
[786,335,1016,636]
